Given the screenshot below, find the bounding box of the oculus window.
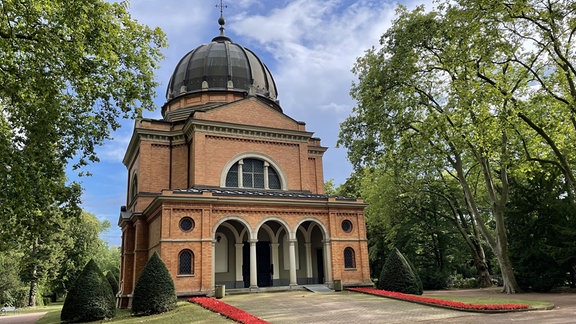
[341,220,353,233]
[179,217,195,232]
[225,158,281,189]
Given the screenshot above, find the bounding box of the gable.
[194,98,303,131]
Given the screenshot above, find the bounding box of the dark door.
[242,243,250,288]
[316,249,324,284]
[242,241,272,288]
[257,241,272,287]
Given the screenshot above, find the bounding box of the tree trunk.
[27,237,39,306]
[470,237,492,288]
[27,278,37,307]
[453,151,520,293]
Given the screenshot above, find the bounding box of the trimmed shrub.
[132,252,177,315]
[106,271,119,295]
[61,259,116,323]
[378,248,423,295]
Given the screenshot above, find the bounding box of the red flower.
[347,287,530,311]
[189,296,270,324]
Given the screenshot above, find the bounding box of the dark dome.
[165,28,278,105]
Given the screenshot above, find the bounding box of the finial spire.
[212,1,231,42]
[216,1,227,35]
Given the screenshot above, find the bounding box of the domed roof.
[165,17,278,107]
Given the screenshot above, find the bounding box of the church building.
[117,15,372,308]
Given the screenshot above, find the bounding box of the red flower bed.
[348,287,530,312]
[189,296,270,324]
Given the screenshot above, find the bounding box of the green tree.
[507,169,576,291]
[0,250,27,307]
[48,212,117,300]
[358,167,490,289]
[106,271,119,296]
[0,0,165,305]
[61,259,116,323]
[132,252,177,316]
[378,248,423,295]
[339,1,576,293]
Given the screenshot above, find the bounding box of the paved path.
[225,290,476,323]
[224,288,576,324]
[0,312,46,324]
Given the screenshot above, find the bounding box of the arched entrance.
[213,218,251,289]
[255,219,290,287]
[295,220,330,285]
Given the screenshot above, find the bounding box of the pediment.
[193,97,304,131]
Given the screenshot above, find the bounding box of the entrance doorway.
[242,241,272,288]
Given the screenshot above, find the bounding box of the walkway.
[224,288,576,323]
[0,312,46,324]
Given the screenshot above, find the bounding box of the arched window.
[131,174,138,201]
[344,247,356,269]
[178,249,194,275]
[225,158,281,189]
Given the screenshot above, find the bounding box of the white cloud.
[98,129,132,163]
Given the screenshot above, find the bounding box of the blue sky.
[77,0,431,246]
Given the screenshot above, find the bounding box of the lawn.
[424,295,554,309]
[35,301,232,324]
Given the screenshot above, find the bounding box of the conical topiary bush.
[106,271,119,296]
[378,248,423,295]
[132,252,177,315]
[61,259,116,323]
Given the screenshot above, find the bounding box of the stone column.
[289,239,298,287]
[305,242,313,283]
[235,243,243,287]
[211,240,216,290]
[271,243,280,284]
[323,240,333,284]
[249,239,258,289]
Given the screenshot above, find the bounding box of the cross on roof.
[216,0,227,17]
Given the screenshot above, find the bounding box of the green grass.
[427,295,554,309]
[36,301,232,324]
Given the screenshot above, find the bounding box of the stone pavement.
[224,288,576,324]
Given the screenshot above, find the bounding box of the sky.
[78,0,432,246]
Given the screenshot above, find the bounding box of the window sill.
[344,268,357,271]
[177,274,195,277]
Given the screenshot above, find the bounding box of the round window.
[341,220,353,233]
[179,217,195,232]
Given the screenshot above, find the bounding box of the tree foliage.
[132,252,177,316]
[340,0,576,293]
[507,169,576,291]
[0,0,165,243]
[49,212,118,299]
[356,167,490,289]
[60,259,116,323]
[0,0,165,305]
[106,271,119,296]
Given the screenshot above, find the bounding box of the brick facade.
[117,37,371,308]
